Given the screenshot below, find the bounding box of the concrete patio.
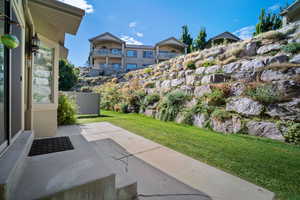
[57,122,275,200]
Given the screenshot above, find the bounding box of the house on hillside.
[88,32,187,75]
[208,31,241,46]
[281,0,300,26]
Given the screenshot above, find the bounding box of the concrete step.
[12,135,118,200]
[0,131,34,200]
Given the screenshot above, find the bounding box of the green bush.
[202,88,226,106]
[202,60,216,67]
[245,84,282,104]
[143,94,160,106]
[278,121,300,145]
[182,109,194,125]
[185,61,196,70]
[120,103,129,113]
[144,68,153,74]
[281,42,300,54]
[159,91,189,121]
[211,108,233,122]
[57,94,77,125]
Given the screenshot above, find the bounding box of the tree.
[193,28,207,51]
[254,8,282,36]
[180,25,193,53]
[59,59,79,91]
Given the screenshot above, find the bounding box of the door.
[0,0,8,153]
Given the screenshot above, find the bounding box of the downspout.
[22,0,34,131]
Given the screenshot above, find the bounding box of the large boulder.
[260,67,299,82]
[226,97,264,116]
[210,116,242,134]
[201,74,229,84]
[223,62,242,74]
[264,54,290,65]
[274,80,300,99]
[193,113,209,128]
[171,79,185,87]
[161,80,171,89]
[266,98,300,122]
[195,67,206,75]
[186,75,201,86]
[246,121,284,141]
[242,41,258,57]
[230,82,246,96]
[144,109,156,118]
[290,54,300,64]
[204,65,222,74]
[179,85,194,95]
[194,85,212,97]
[257,43,282,55]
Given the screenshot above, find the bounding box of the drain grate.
[28,136,74,157]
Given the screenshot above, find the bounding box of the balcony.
[92,49,122,58]
[157,52,180,60]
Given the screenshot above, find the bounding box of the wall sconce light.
[31,33,40,54]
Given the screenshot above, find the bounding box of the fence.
[62,92,100,115]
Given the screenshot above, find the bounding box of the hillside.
[94,22,300,144]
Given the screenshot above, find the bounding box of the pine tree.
[180,25,193,53]
[254,8,282,36]
[193,28,207,51]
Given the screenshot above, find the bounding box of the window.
[127,50,137,57]
[111,48,121,55]
[33,42,55,104]
[112,63,121,70]
[143,51,154,58]
[126,64,137,70]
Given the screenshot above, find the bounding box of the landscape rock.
[204,65,222,74]
[161,80,171,89]
[211,116,242,134]
[144,109,156,118]
[195,67,206,75]
[274,80,300,98]
[290,54,300,64]
[257,43,282,55]
[246,121,284,141]
[230,82,246,96]
[260,68,299,82]
[243,41,258,56]
[179,85,194,95]
[194,85,212,97]
[226,97,264,116]
[266,98,300,122]
[223,62,241,74]
[201,74,228,84]
[193,114,209,128]
[171,79,185,87]
[264,54,289,65]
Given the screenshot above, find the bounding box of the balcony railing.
[158,52,180,59]
[92,49,122,57]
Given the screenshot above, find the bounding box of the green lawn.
[78,111,300,200]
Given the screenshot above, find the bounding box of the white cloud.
[58,0,94,13]
[129,22,137,28]
[120,35,143,45]
[136,32,144,37]
[234,25,255,40]
[268,4,280,12]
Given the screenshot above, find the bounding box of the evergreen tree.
[59,59,80,91]
[254,8,282,36]
[193,28,207,51]
[180,25,193,53]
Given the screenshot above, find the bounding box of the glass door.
[0,0,7,152]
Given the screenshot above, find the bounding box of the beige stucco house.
[89,32,187,75]
[281,0,300,26]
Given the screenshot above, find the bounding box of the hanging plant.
[1,34,20,49]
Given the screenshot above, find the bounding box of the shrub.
[227,46,244,57]
[245,84,282,104]
[211,108,233,122]
[278,121,300,145]
[99,83,122,110]
[57,94,77,125]
[143,93,160,106]
[192,101,214,116]
[158,91,189,121]
[144,68,153,74]
[182,109,194,125]
[185,61,196,70]
[120,103,129,113]
[281,43,300,54]
[202,88,227,106]
[144,82,155,88]
[202,60,216,67]
[257,30,285,40]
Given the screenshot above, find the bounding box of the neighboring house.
[208,31,241,46]
[281,0,300,26]
[89,32,187,75]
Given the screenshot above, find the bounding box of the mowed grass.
[77,111,300,200]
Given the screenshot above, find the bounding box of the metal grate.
[28,137,74,157]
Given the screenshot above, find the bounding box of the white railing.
[93,49,122,57]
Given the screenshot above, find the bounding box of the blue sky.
[59,0,291,67]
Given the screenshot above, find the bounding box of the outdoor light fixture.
[31,33,40,54]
